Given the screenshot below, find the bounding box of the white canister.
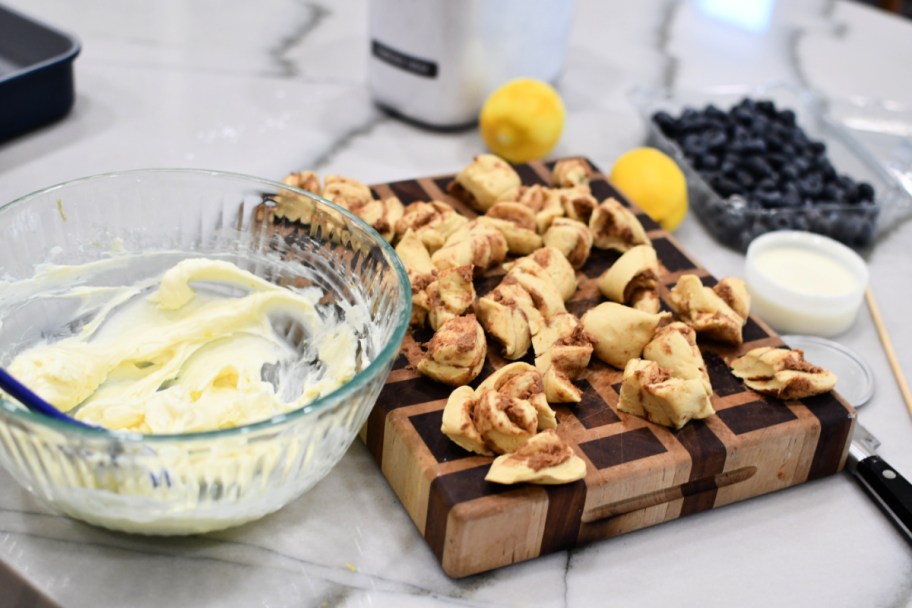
[368,0,575,129]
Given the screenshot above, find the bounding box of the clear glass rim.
[0,167,412,443]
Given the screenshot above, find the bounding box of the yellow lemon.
[609,147,688,231]
[479,78,565,164]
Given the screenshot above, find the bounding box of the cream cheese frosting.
[6,258,362,434]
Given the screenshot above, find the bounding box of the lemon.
[609,147,688,231]
[479,78,565,164]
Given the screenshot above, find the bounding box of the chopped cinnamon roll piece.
[449,154,522,212]
[518,184,565,233]
[417,315,487,386]
[282,170,321,195]
[271,194,314,225]
[485,429,586,485]
[409,279,432,327]
[394,200,469,253]
[481,202,542,254]
[532,312,593,403]
[643,322,711,395]
[472,387,539,454]
[597,244,660,313]
[393,229,435,326]
[272,171,322,223]
[478,247,578,360]
[441,386,492,456]
[427,265,476,331]
[477,362,556,431]
[441,373,554,459]
[321,175,374,210]
[431,220,508,276]
[588,197,650,252]
[731,347,837,400]
[669,274,748,346]
[542,218,593,269]
[504,265,567,321]
[395,229,435,278]
[555,187,598,224]
[581,302,671,369]
[476,282,540,360]
[551,158,593,189]
[477,216,543,255]
[353,196,404,242]
[618,359,714,429]
[714,277,751,322]
[509,246,578,302]
[485,201,537,231]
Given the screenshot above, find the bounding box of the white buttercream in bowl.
[7,258,363,434]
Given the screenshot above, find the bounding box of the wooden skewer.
[865,287,912,418]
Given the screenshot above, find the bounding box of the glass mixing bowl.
[0,169,411,535]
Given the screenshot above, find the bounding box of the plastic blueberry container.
[632,84,912,252]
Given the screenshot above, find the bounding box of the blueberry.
[741,138,767,155]
[833,214,870,243]
[771,214,794,230]
[732,107,754,126]
[756,100,776,116]
[730,124,751,143]
[809,141,827,155]
[653,111,678,137]
[712,176,741,197]
[737,228,755,250]
[791,215,811,231]
[745,157,773,179]
[778,109,797,126]
[681,117,713,135]
[681,133,707,157]
[701,153,720,170]
[681,107,700,122]
[799,175,823,197]
[756,177,778,191]
[754,191,782,208]
[857,182,875,202]
[817,159,837,180]
[780,164,800,182]
[782,188,802,208]
[823,183,847,204]
[766,153,788,170]
[703,129,727,150]
[735,170,756,189]
[704,104,727,121]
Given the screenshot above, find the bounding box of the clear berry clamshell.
[632,83,912,252]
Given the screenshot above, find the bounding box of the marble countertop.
[1,1,911,606]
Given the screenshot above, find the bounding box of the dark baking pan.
[0,4,80,142]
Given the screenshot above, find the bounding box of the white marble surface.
[1,1,911,606]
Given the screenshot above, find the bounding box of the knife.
[846,422,912,544]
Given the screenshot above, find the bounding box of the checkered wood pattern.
[293,158,853,579]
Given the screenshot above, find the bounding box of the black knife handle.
[854,455,912,544]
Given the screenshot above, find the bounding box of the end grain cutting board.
[351,158,856,578]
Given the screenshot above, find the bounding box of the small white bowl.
[744,231,868,337]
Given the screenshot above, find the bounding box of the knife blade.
[846,422,912,544]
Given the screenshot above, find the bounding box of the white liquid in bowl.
[751,247,860,297]
[745,232,868,337]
